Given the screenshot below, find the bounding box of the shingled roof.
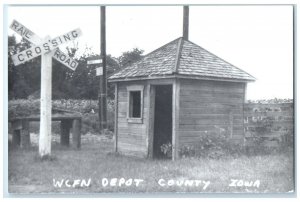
[109,37,255,82]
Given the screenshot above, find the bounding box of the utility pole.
[183,6,189,40]
[99,6,107,132]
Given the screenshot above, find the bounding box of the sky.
[5,5,294,100]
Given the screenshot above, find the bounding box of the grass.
[8,139,294,194]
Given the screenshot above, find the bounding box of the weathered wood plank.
[118,132,146,138]
[180,97,243,104]
[178,128,244,134]
[179,136,244,145]
[179,117,243,125]
[181,85,244,94]
[12,130,21,147]
[173,79,180,160]
[72,119,81,149]
[180,91,244,99]
[180,108,242,115]
[60,120,72,146]
[118,111,127,117]
[178,124,243,131]
[118,137,146,146]
[180,103,243,110]
[118,142,147,152]
[118,126,146,133]
[147,85,155,159]
[179,114,243,120]
[114,83,118,153]
[180,79,244,87]
[118,102,127,112]
[117,121,147,128]
[21,120,30,148]
[119,131,146,139]
[180,101,243,108]
[118,108,149,118]
[118,148,147,158]
[178,130,244,138]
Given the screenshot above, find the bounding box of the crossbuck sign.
[10,20,81,70]
[10,20,82,157]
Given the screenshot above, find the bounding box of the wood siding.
[178,79,245,148]
[116,81,148,158]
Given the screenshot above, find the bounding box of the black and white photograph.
[3,2,296,197]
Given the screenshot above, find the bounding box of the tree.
[8,35,144,100]
[8,35,41,99]
[118,48,144,68]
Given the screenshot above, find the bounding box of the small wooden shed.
[108,37,255,159]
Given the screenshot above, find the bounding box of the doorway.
[153,85,173,159]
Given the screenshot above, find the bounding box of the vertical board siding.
[179,79,245,147]
[117,81,148,157]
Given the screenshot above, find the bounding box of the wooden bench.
[9,114,82,149]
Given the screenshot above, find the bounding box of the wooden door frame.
[146,79,179,160]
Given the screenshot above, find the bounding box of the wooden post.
[114,83,118,153]
[147,85,155,159]
[60,120,72,146]
[99,6,107,133]
[72,119,81,149]
[12,130,21,147]
[20,120,30,148]
[183,6,189,40]
[39,52,52,157]
[172,79,180,160]
[11,120,22,147]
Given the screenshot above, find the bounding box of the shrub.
[244,102,294,153]
[8,99,40,119]
[179,145,195,158]
[160,142,172,158]
[179,130,245,159]
[82,113,100,134]
[8,99,115,135]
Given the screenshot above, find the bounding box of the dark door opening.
[153,85,173,159]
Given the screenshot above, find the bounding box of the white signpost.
[96,67,103,76]
[87,57,103,76]
[10,20,82,157]
[87,58,102,65]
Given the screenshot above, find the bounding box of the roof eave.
[108,74,255,83]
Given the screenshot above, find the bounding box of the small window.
[127,85,144,123]
[129,91,141,118]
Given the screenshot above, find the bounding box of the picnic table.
[9,110,82,149]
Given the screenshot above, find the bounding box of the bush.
[244,102,294,153]
[179,145,196,158]
[8,99,40,119]
[160,142,172,158]
[8,99,115,135]
[179,130,245,159]
[82,113,100,134]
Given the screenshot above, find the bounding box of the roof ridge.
[182,39,256,80]
[173,37,184,73]
[141,37,182,59]
[116,37,182,72]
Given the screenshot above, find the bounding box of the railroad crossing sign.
[9,19,82,157]
[87,56,103,76]
[10,20,81,70]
